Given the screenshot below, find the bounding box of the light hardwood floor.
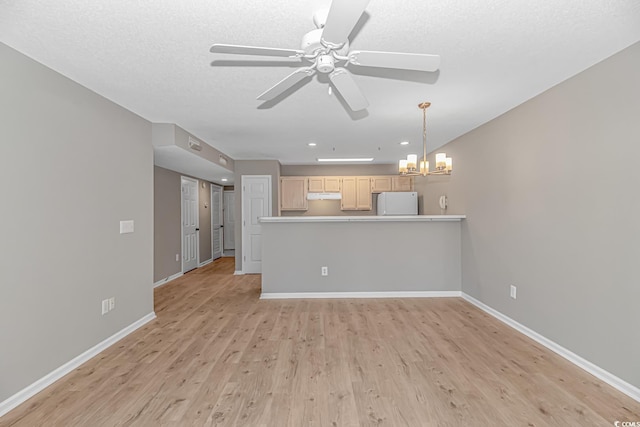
[2,257,639,426]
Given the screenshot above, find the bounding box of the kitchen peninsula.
[260,215,465,298]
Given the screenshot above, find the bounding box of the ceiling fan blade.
[210,44,304,58]
[349,50,441,72]
[321,0,370,46]
[257,68,315,101]
[328,69,369,111]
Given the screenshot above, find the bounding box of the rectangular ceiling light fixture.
[317,158,374,162]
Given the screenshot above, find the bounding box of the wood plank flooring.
[1,257,639,426]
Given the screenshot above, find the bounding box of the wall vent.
[188,136,202,151]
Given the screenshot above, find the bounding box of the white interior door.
[211,184,223,260]
[181,177,199,273]
[223,190,235,250]
[241,176,271,274]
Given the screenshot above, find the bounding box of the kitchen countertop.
[260,215,466,223]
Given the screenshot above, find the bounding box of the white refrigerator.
[377,192,418,215]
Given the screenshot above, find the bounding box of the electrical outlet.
[101,299,109,315]
[321,266,328,276]
[510,285,517,299]
[109,297,115,311]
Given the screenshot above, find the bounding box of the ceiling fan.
[210,0,440,112]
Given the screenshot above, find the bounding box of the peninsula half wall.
[260,215,465,297]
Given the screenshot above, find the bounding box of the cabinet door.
[356,176,372,210]
[280,177,308,210]
[308,177,324,193]
[392,176,413,191]
[371,176,392,193]
[340,177,357,210]
[324,177,341,192]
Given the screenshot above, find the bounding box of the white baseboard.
[260,291,461,299]
[233,270,244,276]
[461,293,640,403]
[199,259,212,267]
[0,312,157,418]
[153,271,183,288]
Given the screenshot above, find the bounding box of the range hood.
[307,193,342,200]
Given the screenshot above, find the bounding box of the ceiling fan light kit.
[210,0,440,112]
[317,55,336,73]
[399,102,453,177]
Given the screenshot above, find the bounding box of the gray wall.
[0,43,154,402]
[153,166,213,282]
[262,221,461,293]
[199,180,212,262]
[233,160,281,271]
[415,42,640,389]
[153,166,181,282]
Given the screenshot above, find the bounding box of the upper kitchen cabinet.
[324,177,341,192]
[307,177,324,193]
[372,176,414,192]
[341,177,372,210]
[280,177,308,211]
[308,176,341,193]
[392,176,413,192]
[370,176,393,193]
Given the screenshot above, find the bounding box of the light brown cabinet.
[370,176,393,193]
[324,177,341,192]
[280,175,413,212]
[280,177,308,211]
[340,177,357,210]
[356,177,372,210]
[341,176,372,210]
[392,176,413,192]
[308,176,341,193]
[307,177,324,193]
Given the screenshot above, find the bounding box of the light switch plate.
[119,220,134,234]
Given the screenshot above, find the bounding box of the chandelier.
[399,102,452,176]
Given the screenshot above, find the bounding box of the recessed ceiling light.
[308,142,317,147]
[221,178,228,182]
[317,158,374,162]
[400,141,410,145]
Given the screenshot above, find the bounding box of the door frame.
[211,183,223,261]
[223,190,235,251]
[180,176,199,273]
[241,175,272,274]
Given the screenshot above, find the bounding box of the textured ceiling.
[1,0,639,165]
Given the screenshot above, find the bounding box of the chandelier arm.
[423,105,427,175]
